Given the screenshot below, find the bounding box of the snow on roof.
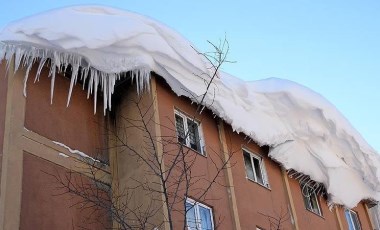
[0,5,379,208]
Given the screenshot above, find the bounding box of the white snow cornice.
[1,5,379,209]
[0,5,211,113]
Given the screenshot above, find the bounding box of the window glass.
[186,199,214,230]
[186,202,197,229]
[199,206,212,230]
[243,150,269,187]
[187,119,200,151]
[368,204,380,229]
[174,110,204,154]
[253,157,264,185]
[175,114,186,144]
[345,209,361,230]
[243,152,255,180]
[352,213,361,230]
[301,183,321,216]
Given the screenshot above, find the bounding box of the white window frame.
[345,209,361,230]
[300,183,322,216]
[174,109,205,155]
[185,198,214,230]
[243,149,269,188]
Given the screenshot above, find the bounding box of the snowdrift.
[0,5,379,208]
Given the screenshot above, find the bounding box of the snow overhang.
[1,5,379,209]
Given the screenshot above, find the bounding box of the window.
[243,149,269,187]
[300,183,322,216]
[368,203,380,229]
[345,209,361,230]
[175,109,204,154]
[186,198,214,230]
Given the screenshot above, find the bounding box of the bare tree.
[259,207,291,230]
[48,38,236,230]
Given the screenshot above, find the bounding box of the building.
[1,5,379,230]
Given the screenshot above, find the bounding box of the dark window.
[300,183,322,216]
[243,150,269,187]
[174,110,204,154]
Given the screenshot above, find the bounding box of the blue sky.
[1,0,379,151]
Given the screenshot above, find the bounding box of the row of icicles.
[0,42,152,114]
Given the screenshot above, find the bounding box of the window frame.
[345,209,361,230]
[185,198,214,230]
[242,149,269,188]
[300,182,322,216]
[174,109,205,155]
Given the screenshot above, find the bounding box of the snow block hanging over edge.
[0,5,380,209]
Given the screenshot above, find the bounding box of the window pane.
[199,206,213,230]
[243,152,255,180]
[186,202,197,229]
[369,205,380,229]
[187,119,201,151]
[301,184,311,210]
[344,209,360,230]
[301,184,321,215]
[175,114,186,144]
[310,193,320,215]
[351,212,361,230]
[253,157,264,185]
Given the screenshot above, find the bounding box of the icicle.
[81,67,89,90]
[14,47,24,73]
[0,43,155,114]
[47,58,57,104]
[23,56,33,97]
[50,68,56,104]
[93,72,99,114]
[103,75,107,115]
[87,70,95,99]
[67,64,79,107]
[35,57,47,83]
[108,74,113,110]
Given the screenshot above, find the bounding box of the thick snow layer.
[0,5,210,113]
[1,5,379,208]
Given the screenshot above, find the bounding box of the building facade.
[0,59,378,230]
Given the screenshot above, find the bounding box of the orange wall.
[223,124,294,230]
[155,77,234,229]
[338,202,372,230]
[154,76,373,230]
[289,176,340,229]
[0,62,7,186]
[24,66,106,159]
[20,152,110,230]
[19,66,111,229]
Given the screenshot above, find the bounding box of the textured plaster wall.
[0,62,7,186]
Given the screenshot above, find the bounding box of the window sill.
[178,142,207,158]
[246,177,271,191]
[305,208,324,219]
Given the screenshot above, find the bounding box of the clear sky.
[1,0,379,151]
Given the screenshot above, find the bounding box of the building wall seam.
[281,168,300,230]
[217,120,241,230]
